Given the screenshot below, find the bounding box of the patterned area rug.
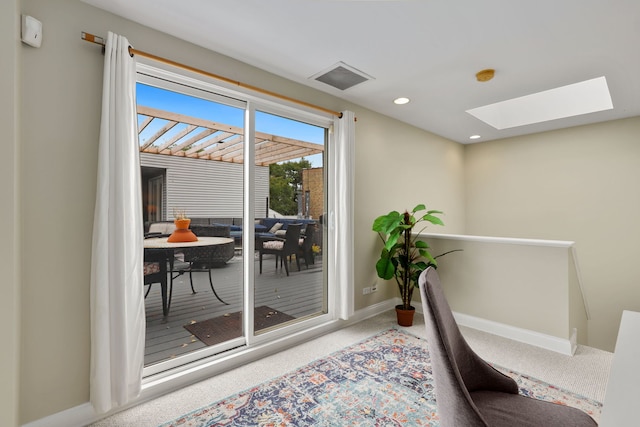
[159,328,602,426]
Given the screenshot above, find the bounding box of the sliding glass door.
[137,66,332,375]
[138,79,247,372]
[253,111,327,335]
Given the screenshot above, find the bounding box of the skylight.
[466,76,613,130]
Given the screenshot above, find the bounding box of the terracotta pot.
[168,218,198,242]
[395,304,415,327]
[174,218,191,230]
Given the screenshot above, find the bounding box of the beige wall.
[424,235,587,347]
[15,0,465,423]
[354,110,466,309]
[1,1,20,426]
[465,117,640,351]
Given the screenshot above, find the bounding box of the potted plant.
[173,208,190,229]
[372,203,451,326]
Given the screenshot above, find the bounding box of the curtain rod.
[81,32,342,118]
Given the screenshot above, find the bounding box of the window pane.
[254,110,327,333]
[139,82,245,368]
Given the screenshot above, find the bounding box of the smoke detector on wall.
[21,15,43,48]
[310,61,374,91]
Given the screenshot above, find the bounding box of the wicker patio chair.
[175,242,234,309]
[174,223,235,308]
[190,224,231,238]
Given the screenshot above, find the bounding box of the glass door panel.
[137,82,246,369]
[253,110,328,333]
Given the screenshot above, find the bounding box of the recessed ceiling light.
[469,135,481,140]
[466,76,613,130]
[394,97,410,105]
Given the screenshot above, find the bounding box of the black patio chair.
[418,266,597,426]
[258,223,302,276]
[143,248,170,316]
[297,222,317,269]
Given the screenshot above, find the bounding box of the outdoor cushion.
[262,240,284,250]
[261,218,280,230]
[143,262,161,275]
[148,222,176,235]
[269,222,283,234]
[227,224,272,232]
[256,232,277,240]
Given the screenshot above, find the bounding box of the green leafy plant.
[372,204,453,310]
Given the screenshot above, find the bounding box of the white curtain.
[333,111,355,320]
[89,32,145,414]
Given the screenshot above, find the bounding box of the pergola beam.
[138,105,324,165]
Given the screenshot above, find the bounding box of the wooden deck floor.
[143,253,324,366]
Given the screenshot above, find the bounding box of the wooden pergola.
[138,106,324,166]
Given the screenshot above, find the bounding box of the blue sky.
[137,83,325,166]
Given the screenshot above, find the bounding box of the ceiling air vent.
[311,62,374,91]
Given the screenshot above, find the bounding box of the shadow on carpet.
[184,306,295,346]
[161,328,602,426]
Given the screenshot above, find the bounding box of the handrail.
[418,232,590,320]
[418,232,574,248]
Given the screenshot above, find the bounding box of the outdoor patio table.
[143,236,235,317]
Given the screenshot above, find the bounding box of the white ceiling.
[82,0,640,144]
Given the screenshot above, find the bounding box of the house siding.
[140,152,270,220]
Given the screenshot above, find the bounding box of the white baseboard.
[452,311,575,356]
[347,298,398,323]
[21,402,95,427]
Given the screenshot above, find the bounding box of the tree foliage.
[269,159,312,215]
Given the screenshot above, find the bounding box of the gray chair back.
[418,267,597,427]
[419,267,513,426]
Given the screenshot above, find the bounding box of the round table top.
[143,236,234,249]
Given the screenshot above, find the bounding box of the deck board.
[144,253,324,366]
